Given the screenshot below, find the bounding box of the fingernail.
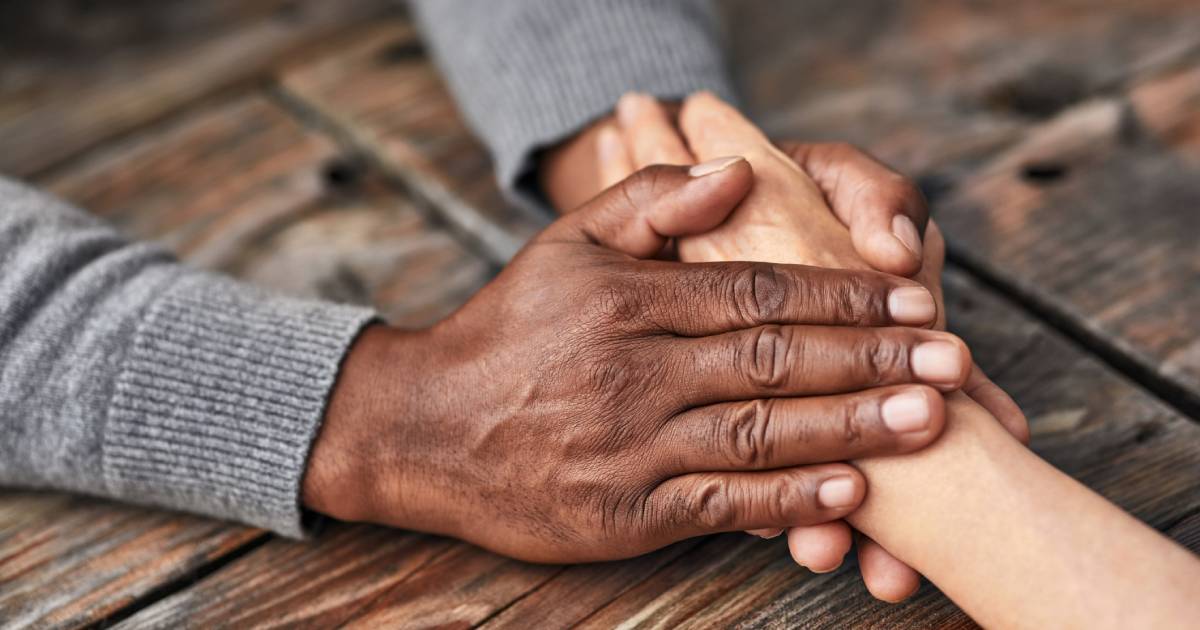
[817,476,858,509]
[887,286,936,325]
[912,340,964,384]
[892,215,923,258]
[747,528,784,539]
[689,156,744,178]
[616,92,650,127]
[881,390,931,433]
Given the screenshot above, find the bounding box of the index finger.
[784,142,931,277]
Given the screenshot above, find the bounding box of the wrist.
[302,324,450,530]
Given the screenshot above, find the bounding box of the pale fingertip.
[788,523,852,573]
[747,527,785,539]
[887,286,936,325]
[817,476,859,509]
[911,340,967,387]
[881,389,932,434]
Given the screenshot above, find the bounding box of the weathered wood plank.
[0,0,392,178]
[1,91,491,627]
[278,20,546,263]
[934,63,1200,413]
[482,541,703,630]
[725,0,1200,176]
[110,524,458,628]
[0,494,263,629]
[114,534,561,628]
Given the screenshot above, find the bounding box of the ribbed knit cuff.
[413,0,738,215]
[102,272,376,537]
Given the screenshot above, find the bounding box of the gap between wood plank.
[265,82,523,268]
[945,245,1200,422]
[83,532,272,629]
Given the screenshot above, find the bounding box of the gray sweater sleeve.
[409,0,737,213]
[0,177,375,537]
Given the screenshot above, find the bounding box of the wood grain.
[4,2,1200,627]
[0,492,263,629]
[0,0,392,178]
[725,0,1200,176]
[279,20,546,264]
[934,63,1200,412]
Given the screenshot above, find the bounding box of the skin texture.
[305,161,971,564]
[544,94,949,594]
[604,91,1200,627]
[593,91,1031,598]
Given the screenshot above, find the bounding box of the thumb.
[537,157,752,258]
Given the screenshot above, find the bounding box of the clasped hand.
[306,150,972,566]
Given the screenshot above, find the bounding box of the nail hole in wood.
[1134,422,1161,444]
[984,65,1086,119]
[1020,162,1069,184]
[323,157,366,191]
[378,40,425,64]
[275,1,303,24]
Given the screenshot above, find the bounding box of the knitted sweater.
[0,0,733,536]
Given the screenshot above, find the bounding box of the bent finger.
[857,533,923,603]
[616,92,695,167]
[537,162,752,258]
[785,142,930,277]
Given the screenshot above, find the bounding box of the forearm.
[849,393,1200,628]
[0,177,375,536]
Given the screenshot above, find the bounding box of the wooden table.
[2,1,1199,627]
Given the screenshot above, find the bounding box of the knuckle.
[622,165,672,201]
[766,473,810,523]
[827,272,885,326]
[720,400,775,468]
[741,325,794,390]
[582,276,643,325]
[731,262,788,324]
[688,478,737,531]
[836,398,871,446]
[857,331,910,386]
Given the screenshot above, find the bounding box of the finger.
[651,464,865,540]
[596,123,636,189]
[679,90,775,159]
[785,142,930,277]
[671,325,971,405]
[616,92,695,167]
[746,527,785,539]
[628,261,938,336]
[536,161,752,258]
[788,521,854,573]
[857,533,922,603]
[661,385,945,473]
[964,363,1030,444]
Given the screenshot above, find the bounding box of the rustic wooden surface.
[0,1,1198,628]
